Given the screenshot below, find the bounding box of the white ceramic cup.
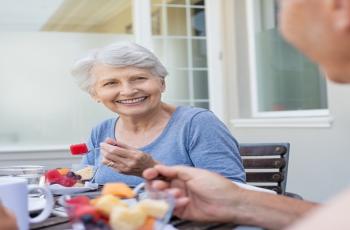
[0,177,54,230]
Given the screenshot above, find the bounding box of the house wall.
[224,0,350,202]
[0,32,132,167]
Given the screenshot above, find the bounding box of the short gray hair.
[71,42,168,94]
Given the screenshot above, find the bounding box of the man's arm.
[232,189,317,230]
[144,165,318,230]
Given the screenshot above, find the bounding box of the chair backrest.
[239,143,290,194]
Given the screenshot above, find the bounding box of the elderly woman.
[71,42,245,186]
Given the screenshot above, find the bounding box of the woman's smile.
[115,96,148,105]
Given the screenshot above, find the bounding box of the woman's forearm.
[232,190,318,230]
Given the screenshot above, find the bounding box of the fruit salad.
[45,166,94,187]
[63,182,172,230]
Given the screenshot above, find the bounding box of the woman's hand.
[100,138,158,177]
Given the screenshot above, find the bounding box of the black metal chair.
[239,143,302,199]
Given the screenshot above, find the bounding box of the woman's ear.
[161,79,166,92]
[90,88,100,103]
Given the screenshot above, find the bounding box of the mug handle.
[28,185,54,224]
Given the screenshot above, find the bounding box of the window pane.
[152,38,165,63]
[193,71,208,99]
[167,7,187,36]
[191,0,205,5]
[166,38,188,68]
[163,69,190,100]
[252,0,327,112]
[192,39,207,67]
[152,5,163,35]
[170,0,187,5]
[191,8,206,36]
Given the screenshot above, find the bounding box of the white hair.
[71,42,168,94]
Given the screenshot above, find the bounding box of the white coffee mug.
[0,177,54,230]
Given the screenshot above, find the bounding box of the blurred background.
[0,0,349,203]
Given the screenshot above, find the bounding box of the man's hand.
[0,203,18,230]
[143,165,244,223]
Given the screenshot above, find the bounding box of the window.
[246,0,328,117]
[151,0,209,108]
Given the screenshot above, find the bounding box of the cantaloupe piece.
[57,168,70,176]
[102,183,135,199]
[90,197,100,206]
[138,199,169,219]
[93,194,127,216]
[138,217,156,230]
[109,206,146,230]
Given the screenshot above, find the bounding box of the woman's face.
[91,64,165,117]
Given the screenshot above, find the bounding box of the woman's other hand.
[101,137,158,177]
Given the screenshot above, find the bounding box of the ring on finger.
[107,161,114,167]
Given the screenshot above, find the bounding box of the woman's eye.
[136,77,146,80]
[103,82,116,86]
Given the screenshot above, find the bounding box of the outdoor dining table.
[29,189,263,230]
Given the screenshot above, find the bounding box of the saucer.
[49,182,98,195]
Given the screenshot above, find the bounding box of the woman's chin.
[117,105,152,117]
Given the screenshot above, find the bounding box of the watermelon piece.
[58,175,77,187]
[70,143,89,155]
[45,169,63,184]
[66,196,91,207]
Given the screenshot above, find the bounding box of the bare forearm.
[232,190,318,230]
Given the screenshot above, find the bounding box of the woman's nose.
[119,83,137,95]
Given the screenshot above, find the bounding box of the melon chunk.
[102,182,135,199]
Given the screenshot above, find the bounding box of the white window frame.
[205,0,225,120]
[150,0,211,113]
[136,0,222,119]
[246,0,330,119]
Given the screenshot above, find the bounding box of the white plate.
[28,197,47,213]
[49,183,98,195]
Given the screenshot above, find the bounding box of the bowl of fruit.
[45,166,98,195]
[60,182,175,230]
